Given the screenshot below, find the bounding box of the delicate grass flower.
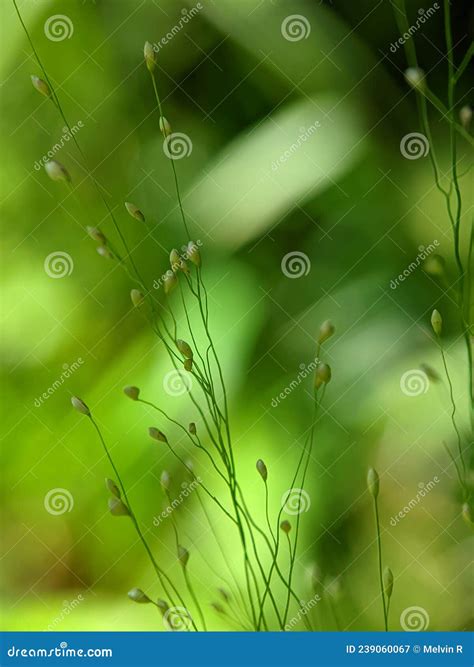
[176,339,193,359]
[108,497,130,517]
[160,470,171,491]
[383,567,394,599]
[86,226,106,243]
[160,116,172,137]
[123,385,140,401]
[318,320,335,345]
[163,271,178,295]
[125,202,145,222]
[178,545,189,568]
[31,75,51,98]
[404,67,425,90]
[105,478,121,498]
[130,289,145,307]
[189,422,197,435]
[144,41,156,72]
[256,459,268,482]
[187,241,201,267]
[459,105,472,130]
[280,520,291,534]
[431,309,442,336]
[45,160,71,183]
[462,503,473,526]
[149,427,168,443]
[128,588,152,603]
[183,358,193,372]
[315,362,332,389]
[367,467,380,499]
[96,245,113,259]
[71,396,90,416]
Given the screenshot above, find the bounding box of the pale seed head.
[31,75,51,98]
[315,362,332,389]
[431,309,442,336]
[159,116,172,137]
[318,320,335,345]
[71,396,90,416]
[178,545,190,568]
[187,241,201,267]
[144,41,156,72]
[367,467,380,499]
[462,503,473,526]
[105,478,121,498]
[383,567,394,599]
[108,497,130,517]
[163,271,178,295]
[459,105,472,130]
[45,160,71,183]
[160,470,171,491]
[404,67,425,90]
[125,202,145,222]
[130,289,145,307]
[128,588,151,603]
[96,245,114,259]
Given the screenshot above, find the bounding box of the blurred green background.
[1,0,473,632]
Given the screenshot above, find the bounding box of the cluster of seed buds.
[105,476,130,517]
[86,226,113,259]
[176,339,194,371]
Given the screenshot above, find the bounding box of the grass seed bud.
[45,160,71,183]
[459,105,472,130]
[149,427,168,443]
[123,385,140,401]
[187,241,201,267]
[71,396,90,416]
[178,545,189,568]
[144,41,156,72]
[256,459,268,482]
[160,116,172,137]
[130,289,145,307]
[318,320,335,345]
[431,309,442,336]
[160,470,171,491]
[125,202,145,222]
[31,74,51,98]
[108,497,130,517]
[367,467,380,499]
[105,478,121,498]
[315,362,332,389]
[87,226,106,243]
[163,272,177,295]
[176,339,193,359]
[280,520,291,534]
[383,567,394,599]
[405,67,425,90]
[128,588,151,603]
